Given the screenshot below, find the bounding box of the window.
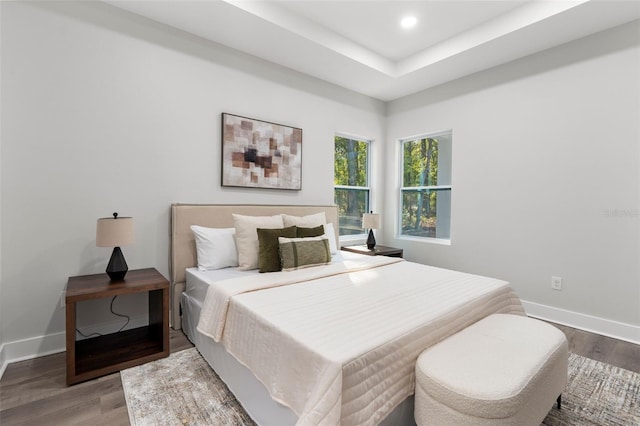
[334,135,370,236]
[400,131,452,240]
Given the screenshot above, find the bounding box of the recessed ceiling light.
[400,16,417,29]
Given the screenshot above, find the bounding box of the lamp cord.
[75,295,131,338]
[110,295,130,332]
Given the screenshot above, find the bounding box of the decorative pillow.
[257,226,297,273]
[296,225,325,238]
[278,236,332,271]
[282,212,326,228]
[233,214,284,270]
[323,222,339,255]
[190,226,238,270]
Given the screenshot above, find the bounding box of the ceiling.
[108,0,640,101]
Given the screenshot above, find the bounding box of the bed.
[170,204,525,426]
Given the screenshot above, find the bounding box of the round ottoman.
[414,314,568,426]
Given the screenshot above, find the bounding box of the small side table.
[341,244,403,258]
[65,268,169,385]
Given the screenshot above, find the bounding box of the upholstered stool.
[414,314,568,426]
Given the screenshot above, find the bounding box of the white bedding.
[193,254,524,426]
[186,266,257,304]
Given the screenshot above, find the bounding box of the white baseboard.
[0,331,66,380]
[0,344,6,380]
[522,300,640,345]
[0,315,147,380]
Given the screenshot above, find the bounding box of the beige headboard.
[170,204,339,329]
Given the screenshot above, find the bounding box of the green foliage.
[334,136,370,235]
[334,188,368,235]
[334,137,368,186]
[403,138,439,187]
[401,189,439,237]
[402,137,440,234]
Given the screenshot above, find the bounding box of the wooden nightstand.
[341,245,404,258]
[65,268,169,385]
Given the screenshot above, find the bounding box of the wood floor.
[1,322,638,426]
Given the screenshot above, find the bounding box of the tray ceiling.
[108,0,640,101]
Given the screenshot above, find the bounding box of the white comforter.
[197,256,524,426]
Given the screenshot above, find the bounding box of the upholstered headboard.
[169,204,339,329]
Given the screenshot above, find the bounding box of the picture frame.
[221,113,302,190]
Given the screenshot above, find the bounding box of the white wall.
[0,1,385,364]
[385,21,640,333]
[0,0,4,372]
[1,2,638,374]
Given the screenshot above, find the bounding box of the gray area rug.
[121,348,254,425]
[542,353,640,426]
[121,348,639,426]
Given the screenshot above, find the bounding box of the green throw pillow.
[257,226,297,273]
[296,225,325,238]
[278,236,331,271]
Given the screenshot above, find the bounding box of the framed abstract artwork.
[221,113,302,190]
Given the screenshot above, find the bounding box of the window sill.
[396,235,451,246]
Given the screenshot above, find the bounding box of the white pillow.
[233,214,284,270]
[281,212,326,228]
[323,222,339,255]
[190,226,238,270]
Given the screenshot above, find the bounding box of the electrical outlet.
[551,276,562,291]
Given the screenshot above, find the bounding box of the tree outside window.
[400,131,452,240]
[334,136,370,236]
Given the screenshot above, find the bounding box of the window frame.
[398,130,452,244]
[334,133,372,239]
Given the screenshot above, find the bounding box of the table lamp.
[362,211,380,250]
[96,212,135,281]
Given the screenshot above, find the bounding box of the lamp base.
[366,229,376,250]
[106,246,128,281]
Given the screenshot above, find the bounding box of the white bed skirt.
[181,292,417,426]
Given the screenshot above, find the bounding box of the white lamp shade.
[96,216,135,247]
[362,213,380,230]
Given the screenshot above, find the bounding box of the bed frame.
[169,203,339,329]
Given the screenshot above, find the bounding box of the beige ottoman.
[415,314,568,426]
